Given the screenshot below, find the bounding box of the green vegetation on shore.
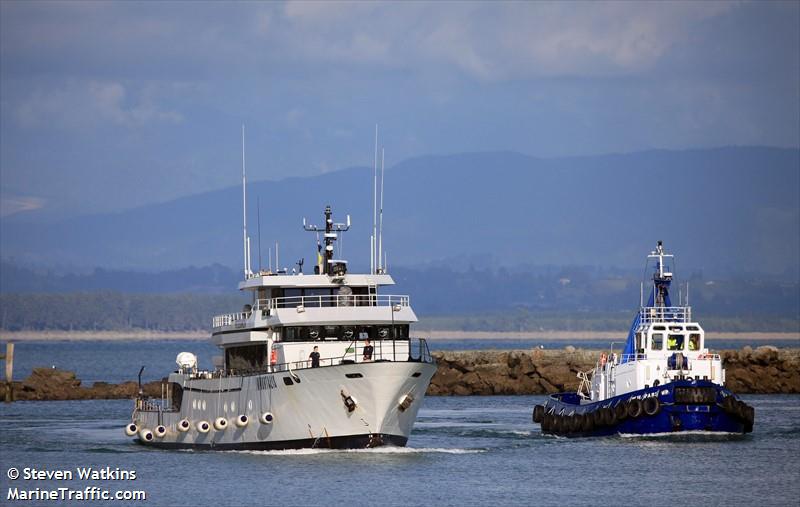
[1,292,797,333]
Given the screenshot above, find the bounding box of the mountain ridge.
[1,146,797,276]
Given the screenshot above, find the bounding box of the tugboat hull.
[534,380,754,437]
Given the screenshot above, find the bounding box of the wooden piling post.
[3,342,13,403]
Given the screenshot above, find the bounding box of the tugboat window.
[667,334,685,351]
[651,333,664,350]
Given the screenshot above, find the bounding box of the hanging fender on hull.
[534,380,754,437]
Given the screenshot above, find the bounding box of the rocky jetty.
[3,367,162,401]
[428,347,800,395]
[2,347,798,401]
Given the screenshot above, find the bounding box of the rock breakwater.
[2,347,797,401]
[428,347,800,395]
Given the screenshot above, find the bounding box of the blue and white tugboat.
[532,241,755,437]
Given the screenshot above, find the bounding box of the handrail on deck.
[212,294,411,328]
[638,306,692,325]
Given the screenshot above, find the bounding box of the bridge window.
[667,334,685,351]
[689,333,701,351]
[279,325,410,342]
[651,333,664,350]
[226,344,268,371]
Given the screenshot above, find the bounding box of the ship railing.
[211,295,411,329]
[212,311,251,328]
[254,294,410,310]
[222,338,434,377]
[618,353,648,363]
[638,306,692,325]
[616,352,720,364]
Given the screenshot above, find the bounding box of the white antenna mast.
[378,147,385,273]
[241,124,252,278]
[372,124,378,274]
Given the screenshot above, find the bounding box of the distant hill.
[1,261,797,333]
[1,147,798,277]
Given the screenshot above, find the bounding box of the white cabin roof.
[238,273,395,290]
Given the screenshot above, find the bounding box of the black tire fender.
[643,396,660,416]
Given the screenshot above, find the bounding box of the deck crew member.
[363,340,374,362]
[309,346,321,368]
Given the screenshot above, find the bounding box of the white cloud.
[0,194,45,218]
[272,1,738,80]
[14,80,183,129]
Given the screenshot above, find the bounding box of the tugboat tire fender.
[542,412,554,432]
[722,395,737,414]
[614,402,628,420]
[601,407,617,426]
[533,405,544,424]
[643,397,660,416]
[627,399,643,418]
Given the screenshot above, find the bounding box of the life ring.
[599,352,608,366]
[643,397,660,416]
[627,399,643,418]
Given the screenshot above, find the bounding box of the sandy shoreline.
[0,329,797,342]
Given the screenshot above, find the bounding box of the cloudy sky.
[1,1,798,219]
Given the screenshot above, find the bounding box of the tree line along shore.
[1,330,797,342]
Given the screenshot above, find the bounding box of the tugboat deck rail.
[637,306,692,325]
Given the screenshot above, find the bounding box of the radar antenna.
[303,206,350,276]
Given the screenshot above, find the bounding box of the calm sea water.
[0,395,797,506]
[4,338,798,384]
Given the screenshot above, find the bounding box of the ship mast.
[241,124,252,279]
[304,206,350,275]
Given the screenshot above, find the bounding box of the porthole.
[202,400,206,411]
[345,373,363,379]
[283,377,294,386]
[223,402,228,413]
[247,400,253,411]
[411,372,422,378]
[231,401,236,412]
[192,399,197,410]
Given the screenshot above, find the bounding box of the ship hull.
[132,361,435,450]
[535,380,754,437]
[137,433,407,450]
